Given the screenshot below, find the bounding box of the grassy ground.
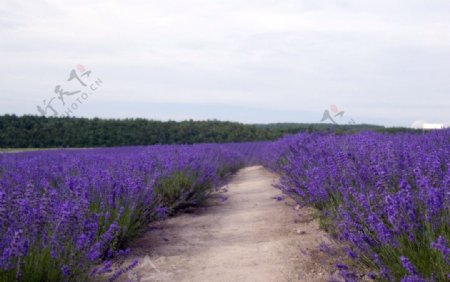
[0,148,52,153]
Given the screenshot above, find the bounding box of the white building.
[411,120,446,130]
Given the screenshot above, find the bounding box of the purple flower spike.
[400,256,417,275]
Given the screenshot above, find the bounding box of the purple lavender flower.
[61,265,71,277]
[156,206,168,219]
[400,274,427,282]
[400,256,417,275]
[431,236,450,263]
[336,263,349,270]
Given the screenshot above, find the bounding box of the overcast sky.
[0,0,449,126]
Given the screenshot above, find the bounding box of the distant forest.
[0,115,413,148]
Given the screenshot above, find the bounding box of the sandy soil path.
[118,166,334,282]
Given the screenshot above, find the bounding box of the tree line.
[0,115,411,148]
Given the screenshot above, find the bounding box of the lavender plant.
[265,130,449,281]
[2,130,448,281]
[0,143,259,281]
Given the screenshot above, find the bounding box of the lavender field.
[0,131,449,281]
[0,143,262,281]
[264,130,449,281]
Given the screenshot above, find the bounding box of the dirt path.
[118,166,335,282]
